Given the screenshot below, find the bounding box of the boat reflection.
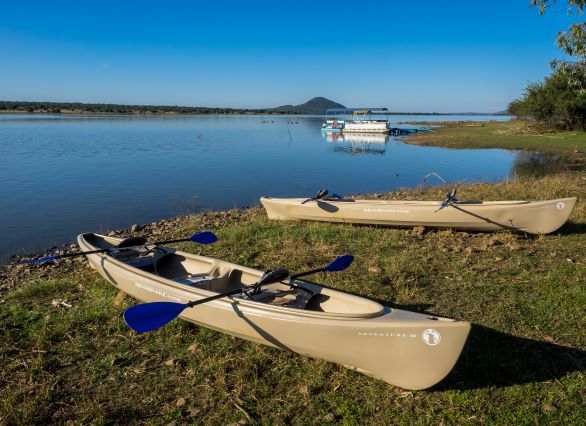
[324,132,389,155]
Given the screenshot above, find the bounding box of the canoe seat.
[174,274,216,287]
[117,236,148,248]
[155,255,245,292]
[207,264,247,292]
[112,244,155,271]
[245,286,313,309]
[155,253,189,278]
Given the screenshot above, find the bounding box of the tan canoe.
[78,233,470,390]
[260,196,577,234]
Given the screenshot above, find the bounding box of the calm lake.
[0,113,559,261]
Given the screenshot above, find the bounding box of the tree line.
[510,1,586,130]
[0,101,299,115]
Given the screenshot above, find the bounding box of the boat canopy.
[326,107,389,116]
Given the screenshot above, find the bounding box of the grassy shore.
[404,120,586,157]
[1,130,585,423]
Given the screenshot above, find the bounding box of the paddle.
[17,231,218,264]
[436,188,458,212]
[123,254,354,333]
[289,254,354,280]
[124,268,289,333]
[301,189,328,204]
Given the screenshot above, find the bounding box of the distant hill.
[273,97,345,114]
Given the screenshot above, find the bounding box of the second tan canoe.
[260,196,577,234]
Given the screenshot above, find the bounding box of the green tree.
[532,0,586,92]
[532,0,586,58]
[509,1,586,129]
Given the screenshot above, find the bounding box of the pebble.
[51,299,72,308]
[542,403,557,413]
[187,343,199,352]
[187,408,201,417]
[323,413,336,422]
[176,397,187,407]
[488,239,503,247]
[15,385,36,395]
[368,266,382,274]
[412,226,426,236]
[164,358,177,367]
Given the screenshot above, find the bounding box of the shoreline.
[402,119,586,156]
[0,110,300,116]
[6,169,584,264]
[0,110,510,117]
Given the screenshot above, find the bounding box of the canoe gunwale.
[260,197,567,208]
[78,234,386,320]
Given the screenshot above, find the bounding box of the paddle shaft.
[290,267,326,280]
[31,242,158,261]
[186,287,247,308]
[21,236,199,264]
[154,237,192,245]
[61,241,173,258]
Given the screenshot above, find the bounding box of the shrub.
[509,65,586,130]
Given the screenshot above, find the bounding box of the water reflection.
[513,151,586,177]
[324,132,389,155]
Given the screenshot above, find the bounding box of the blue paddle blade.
[123,302,188,333]
[18,255,61,264]
[189,231,217,245]
[325,255,354,272]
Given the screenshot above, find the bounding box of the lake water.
[0,113,557,261]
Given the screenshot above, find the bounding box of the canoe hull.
[260,197,577,234]
[78,234,470,390]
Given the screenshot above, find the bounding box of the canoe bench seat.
[243,286,314,309]
[114,251,156,272]
[174,274,217,286]
[155,254,245,292]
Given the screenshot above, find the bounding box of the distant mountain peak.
[273,97,345,114]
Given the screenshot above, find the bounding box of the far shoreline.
[0,110,511,118]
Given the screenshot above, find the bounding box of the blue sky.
[0,1,581,112]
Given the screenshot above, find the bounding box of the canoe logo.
[421,328,441,346]
[556,202,565,210]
